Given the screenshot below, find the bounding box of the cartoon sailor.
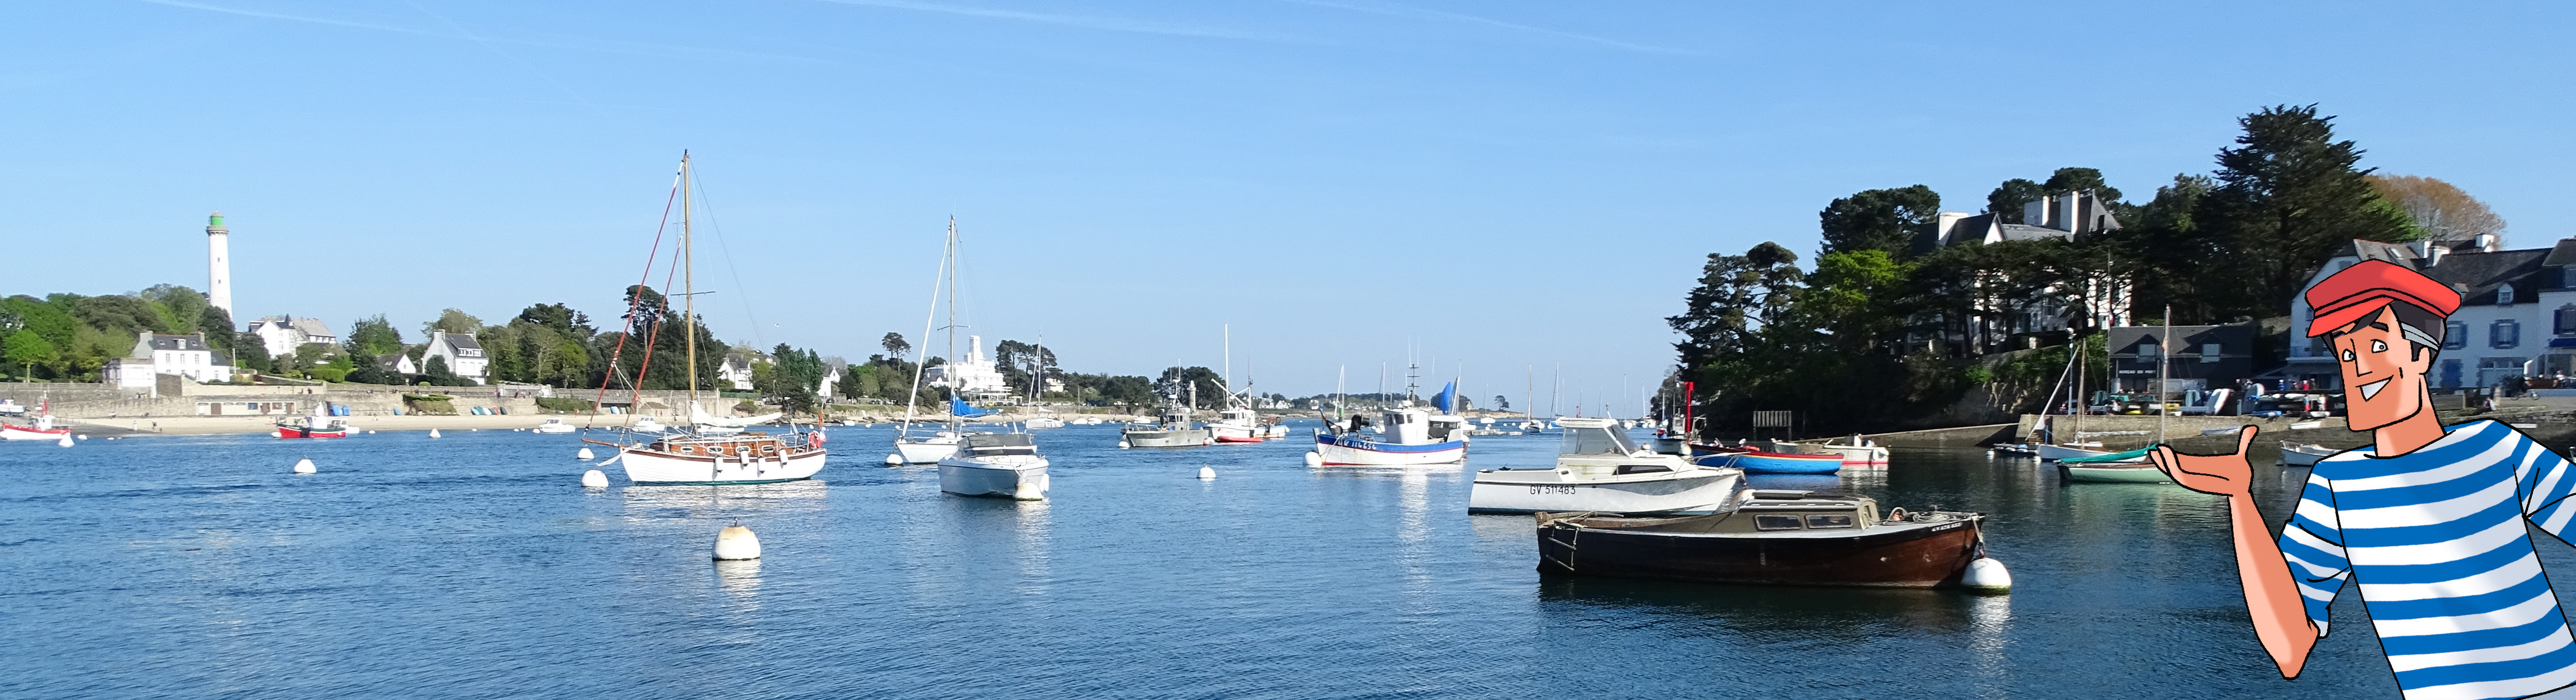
[2155,259,2576,700]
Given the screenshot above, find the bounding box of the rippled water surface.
[15,421,2569,698]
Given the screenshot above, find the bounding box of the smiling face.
[2334,304,2435,431]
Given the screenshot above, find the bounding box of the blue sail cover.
[950,394,995,418]
[1433,381,1457,413]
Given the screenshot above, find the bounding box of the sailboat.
[584,152,827,485]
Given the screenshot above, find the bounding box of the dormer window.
[2500,283,2517,305]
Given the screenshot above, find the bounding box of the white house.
[819,358,846,400]
[718,352,759,391]
[422,331,489,384]
[924,335,1010,397]
[245,315,338,359]
[2286,234,2536,391]
[377,353,419,375]
[104,333,231,388]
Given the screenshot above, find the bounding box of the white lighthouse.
[206,211,232,317]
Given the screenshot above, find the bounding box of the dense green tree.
[1667,242,1802,375]
[2042,167,2123,202]
[232,332,272,373]
[2191,104,2421,321]
[758,344,825,415]
[1154,366,1224,409]
[70,294,156,337]
[422,308,484,336]
[345,314,405,357]
[3,330,59,377]
[1985,179,2046,223]
[1818,185,1940,259]
[514,303,594,338]
[881,332,910,358]
[198,306,235,357]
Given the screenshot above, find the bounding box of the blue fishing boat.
[1695,450,1844,474]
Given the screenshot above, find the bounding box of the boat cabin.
[960,432,1038,456]
[1375,407,1466,444]
[1557,418,1644,456]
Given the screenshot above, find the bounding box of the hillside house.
[246,315,338,359]
[422,331,489,384]
[1912,189,2132,352]
[104,333,231,388]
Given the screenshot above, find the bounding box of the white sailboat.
[891,218,975,465]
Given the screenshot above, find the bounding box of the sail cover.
[1433,381,1457,413]
[950,394,996,418]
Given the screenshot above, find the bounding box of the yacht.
[1470,417,1741,514]
[938,432,1050,500]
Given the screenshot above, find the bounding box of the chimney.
[2426,245,2446,268]
[2058,192,2080,232]
[2474,233,2499,252]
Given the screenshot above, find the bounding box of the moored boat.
[2034,442,2114,462]
[2059,462,2174,484]
[893,430,966,463]
[1124,403,1212,447]
[533,417,576,434]
[273,403,350,439]
[0,416,72,441]
[1696,449,1843,474]
[603,430,827,485]
[2280,441,2334,466]
[937,431,1049,500]
[1534,492,1989,588]
[1314,405,1467,465]
[1470,417,1742,515]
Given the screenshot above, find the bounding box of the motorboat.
[273,403,350,439]
[2054,447,2172,483]
[1,413,72,441]
[1469,417,1742,515]
[1314,404,1467,465]
[1024,415,1066,430]
[533,417,577,434]
[630,416,668,433]
[0,399,23,416]
[1786,434,1890,465]
[937,431,1049,500]
[894,430,966,463]
[1696,450,1843,474]
[1123,403,1211,448]
[595,429,826,485]
[2281,441,2335,467]
[1534,491,1990,588]
[1207,407,1284,443]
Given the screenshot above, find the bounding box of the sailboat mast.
[2159,304,2172,445]
[681,151,697,414]
[1223,324,1231,399]
[946,219,961,426]
[897,220,949,437]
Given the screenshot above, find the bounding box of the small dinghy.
[1695,450,1843,474]
[2055,447,2173,484]
[1534,491,1989,588]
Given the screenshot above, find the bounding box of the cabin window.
[1753,515,1805,531]
[2201,343,2222,363]
[1613,464,1672,475]
[1805,515,1855,529]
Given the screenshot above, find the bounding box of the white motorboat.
[1207,407,1273,444]
[894,430,966,463]
[630,416,668,433]
[604,430,827,485]
[2281,441,2336,467]
[1124,402,1211,447]
[1785,434,1890,464]
[533,418,577,434]
[938,432,1049,500]
[1470,417,1742,515]
[0,413,71,441]
[1024,415,1066,429]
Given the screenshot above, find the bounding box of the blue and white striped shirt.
[2286,420,2576,700]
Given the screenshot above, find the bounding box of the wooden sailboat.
[585,152,826,485]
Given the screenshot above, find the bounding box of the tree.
[881,332,911,358]
[233,331,272,373]
[1985,178,2046,223]
[1818,185,1940,259]
[197,306,235,357]
[138,284,209,335]
[2,330,59,377]
[1156,366,1224,409]
[2192,104,2421,321]
[1493,395,1510,411]
[515,303,595,338]
[2367,174,2506,246]
[2042,167,2123,202]
[1667,242,1802,373]
[423,308,485,336]
[758,344,825,415]
[345,314,405,357]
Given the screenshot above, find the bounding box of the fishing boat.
[1696,449,1843,474]
[1469,418,1742,515]
[0,406,71,441]
[580,152,829,485]
[2281,441,2335,467]
[533,417,576,434]
[272,402,350,439]
[937,431,1049,500]
[1534,491,1990,588]
[0,399,24,416]
[1123,401,1211,447]
[1312,373,1470,465]
[1207,406,1275,443]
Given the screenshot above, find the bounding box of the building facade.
[923,335,1009,397]
[105,333,231,388]
[422,331,490,384]
[2104,324,2258,394]
[246,315,338,359]
[1913,189,2133,351]
[2286,235,2537,391]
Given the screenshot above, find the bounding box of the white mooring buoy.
[429,428,443,439]
[1963,557,2012,592]
[1198,466,1216,480]
[576,447,595,460]
[883,453,903,466]
[75,434,88,440]
[1117,440,1131,449]
[292,458,316,474]
[713,525,762,560]
[1304,451,1323,467]
[56,434,73,448]
[580,469,608,488]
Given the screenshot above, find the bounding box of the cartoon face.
[2334,304,2434,431]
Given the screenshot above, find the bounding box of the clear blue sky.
[5,0,2571,410]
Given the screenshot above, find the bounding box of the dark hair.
[2324,300,2445,361]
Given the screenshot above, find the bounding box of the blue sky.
[5,0,2571,409]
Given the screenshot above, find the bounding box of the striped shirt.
[2285,420,2576,700]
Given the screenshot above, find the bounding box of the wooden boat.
[595,431,826,485]
[1694,450,1842,474]
[1534,492,1987,588]
[2280,441,2335,467]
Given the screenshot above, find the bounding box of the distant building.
[377,353,419,375]
[1913,189,2132,351]
[246,315,338,359]
[2286,235,2538,391]
[719,352,758,391]
[924,335,1009,397]
[819,358,846,399]
[104,333,230,388]
[2104,324,2258,394]
[422,331,489,384]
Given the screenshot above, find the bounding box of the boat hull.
[0,424,72,440]
[937,457,1049,500]
[2060,463,2174,484]
[1536,516,1984,588]
[1697,452,1842,474]
[1801,443,1889,465]
[1313,434,1465,465]
[2034,443,2113,462]
[621,446,826,485]
[273,426,349,438]
[2281,443,2334,467]
[1470,469,1742,515]
[1125,429,1211,447]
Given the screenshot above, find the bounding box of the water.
[13,421,2568,698]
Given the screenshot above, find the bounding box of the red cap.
[2305,260,2460,337]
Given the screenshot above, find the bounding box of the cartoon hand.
[2152,425,2260,498]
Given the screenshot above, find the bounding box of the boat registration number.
[1529,485,1577,495]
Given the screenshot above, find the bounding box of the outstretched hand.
[2151,425,2260,498]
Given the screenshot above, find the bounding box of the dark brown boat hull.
[1536,517,1983,588]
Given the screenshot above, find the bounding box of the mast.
[2074,332,2086,443]
[946,220,962,428]
[1525,365,1534,422]
[897,218,951,438]
[1222,324,1231,401]
[2158,304,2172,445]
[681,151,697,418]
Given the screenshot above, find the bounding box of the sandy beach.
[63,414,574,436]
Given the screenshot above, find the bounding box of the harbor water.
[7,420,2540,697]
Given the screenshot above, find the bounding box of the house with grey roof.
[104,333,232,388]
[1912,189,2131,351]
[2284,234,2539,390]
[422,330,489,384]
[246,315,338,359]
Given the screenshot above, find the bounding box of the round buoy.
[429,429,443,438]
[366,430,377,434]
[577,447,595,460]
[1963,557,2012,591]
[292,458,316,474]
[56,434,73,448]
[1013,473,1049,501]
[1304,451,1323,467]
[883,453,903,466]
[580,469,608,488]
[75,434,88,440]
[1117,440,1131,449]
[1198,466,1216,480]
[713,525,761,560]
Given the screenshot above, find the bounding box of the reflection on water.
[1537,574,1983,638]
[713,559,762,599]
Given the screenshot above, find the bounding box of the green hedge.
[403,394,457,416]
[535,397,593,414]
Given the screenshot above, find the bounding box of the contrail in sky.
[1286,0,1698,56]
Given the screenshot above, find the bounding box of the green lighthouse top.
[208,211,225,228]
